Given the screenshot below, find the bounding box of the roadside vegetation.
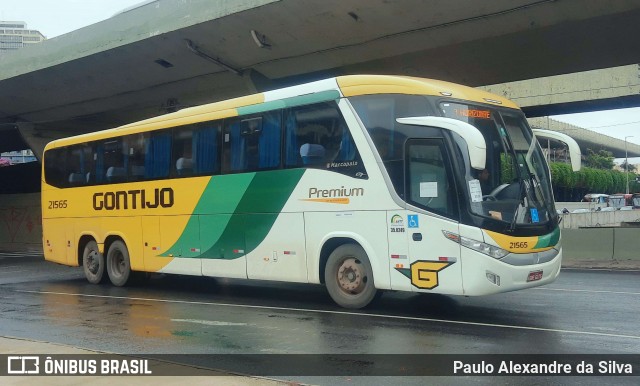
[550,149,639,201]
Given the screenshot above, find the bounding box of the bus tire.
[325,243,377,309]
[106,240,132,287]
[82,240,105,284]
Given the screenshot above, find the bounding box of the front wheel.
[106,240,132,287]
[324,244,377,309]
[82,240,105,284]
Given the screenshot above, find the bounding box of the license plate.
[527,270,543,282]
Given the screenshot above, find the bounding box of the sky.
[0,0,145,38]
[551,108,640,146]
[2,0,639,158]
[551,108,640,163]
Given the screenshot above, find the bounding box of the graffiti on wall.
[0,193,42,249]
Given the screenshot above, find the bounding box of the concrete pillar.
[16,123,49,161]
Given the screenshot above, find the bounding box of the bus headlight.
[442,231,509,259]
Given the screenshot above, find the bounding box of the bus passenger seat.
[68,173,85,185]
[176,157,193,175]
[300,144,325,165]
[106,166,126,182]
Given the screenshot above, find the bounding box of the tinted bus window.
[284,102,358,168]
[223,111,281,173]
[44,147,68,188]
[173,122,222,177]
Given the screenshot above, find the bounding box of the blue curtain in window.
[230,122,246,171]
[337,126,355,161]
[95,143,104,183]
[144,137,153,177]
[193,126,218,174]
[144,133,172,179]
[122,140,129,177]
[284,112,298,167]
[153,133,171,178]
[259,112,281,169]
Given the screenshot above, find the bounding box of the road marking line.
[15,289,640,341]
[3,254,41,256]
[171,319,250,327]
[562,268,640,272]
[534,288,640,296]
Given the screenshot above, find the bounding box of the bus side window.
[141,131,172,180]
[284,102,365,178]
[172,123,220,177]
[192,123,220,175]
[223,112,281,173]
[224,119,248,172]
[285,105,330,168]
[258,111,281,169]
[128,134,146,181]
[284,103,357,168]
[102,139,126,183]
[67,145,90,187]
[44,147,68,188]
[173,126,194,176]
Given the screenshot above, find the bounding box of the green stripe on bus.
[162,169,305,260]
[160,173,255,258]
[201,168,305,259]
[533,227,560,249]
[237,90,340,115]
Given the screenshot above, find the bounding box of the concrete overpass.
[3,0,640,158]
[4,0,640,252]
[482,64,640,118]
[527,117,640,159]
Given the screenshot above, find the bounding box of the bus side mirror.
[532,129,582,171]
[396,117,487,170]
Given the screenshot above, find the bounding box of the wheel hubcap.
[87,250,99,274]
[112,251,125,276]
[337,258,365,294]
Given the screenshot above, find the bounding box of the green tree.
[583,149,615,170]
[620,160,636,173]
[548,162,635,200]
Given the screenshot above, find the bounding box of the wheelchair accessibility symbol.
[408,215,419,228]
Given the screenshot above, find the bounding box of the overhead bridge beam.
[480,64,640,117]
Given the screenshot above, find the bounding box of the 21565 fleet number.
[48,200,68,209]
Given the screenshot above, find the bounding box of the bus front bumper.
[461,247,562,296]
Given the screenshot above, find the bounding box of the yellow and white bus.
[42,75,580,309]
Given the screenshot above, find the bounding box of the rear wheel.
[106,240,132,287]
[324,244,377,309]
[82,240,105,284]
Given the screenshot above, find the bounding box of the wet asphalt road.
[0,253,639,385]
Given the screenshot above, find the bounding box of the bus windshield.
[441,102,555,227]
[349,94,556,230]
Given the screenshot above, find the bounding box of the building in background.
[0,21,46,53]
[0,150,36,165]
